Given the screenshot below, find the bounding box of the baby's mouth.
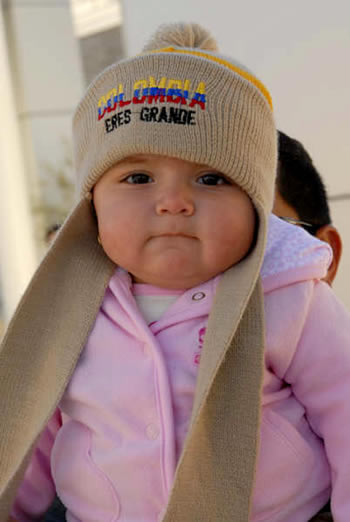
[155,233,196,239]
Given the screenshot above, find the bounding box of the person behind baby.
[273,130,342,286]
[2,22,350,522]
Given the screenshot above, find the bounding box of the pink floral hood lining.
[261,214,332,293]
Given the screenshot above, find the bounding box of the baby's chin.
[130,266,219,290]
[120,248,237,289]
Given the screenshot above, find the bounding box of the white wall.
[0,6,37,323]
[122,0,350,306]
[1,0,85,323]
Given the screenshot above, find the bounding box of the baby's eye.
[124,173,153,184]
[197,173,229,186]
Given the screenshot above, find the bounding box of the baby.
[1,23,350,522]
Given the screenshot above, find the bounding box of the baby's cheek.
[101,232,140,270]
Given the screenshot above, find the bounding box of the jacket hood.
[261,214,332,293]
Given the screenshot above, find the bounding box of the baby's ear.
[316,225,342,285]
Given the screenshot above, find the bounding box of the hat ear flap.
[0,198,116,514]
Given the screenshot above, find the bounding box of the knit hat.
[74,23,275,211]
[0,23,276,520]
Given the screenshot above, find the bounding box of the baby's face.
[93,154,255,289]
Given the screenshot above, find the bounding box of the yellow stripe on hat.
[150,46,273,110]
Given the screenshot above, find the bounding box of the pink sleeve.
[284,281,350,520]
[11,409,62,521]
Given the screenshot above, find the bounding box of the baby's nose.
[155,188,195,215]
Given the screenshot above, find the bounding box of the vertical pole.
[0,5,37,324]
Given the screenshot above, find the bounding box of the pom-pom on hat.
[0,23,277,521]
[142,22,219,52]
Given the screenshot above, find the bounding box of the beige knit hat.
[0,23,277,520]
[74,23,275,211]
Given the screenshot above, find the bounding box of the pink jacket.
[12,215,350,522]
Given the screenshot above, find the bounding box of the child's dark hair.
[277,131,331,234]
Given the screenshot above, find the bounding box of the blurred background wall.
[0,0,124,329]
[0,0,349,333]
